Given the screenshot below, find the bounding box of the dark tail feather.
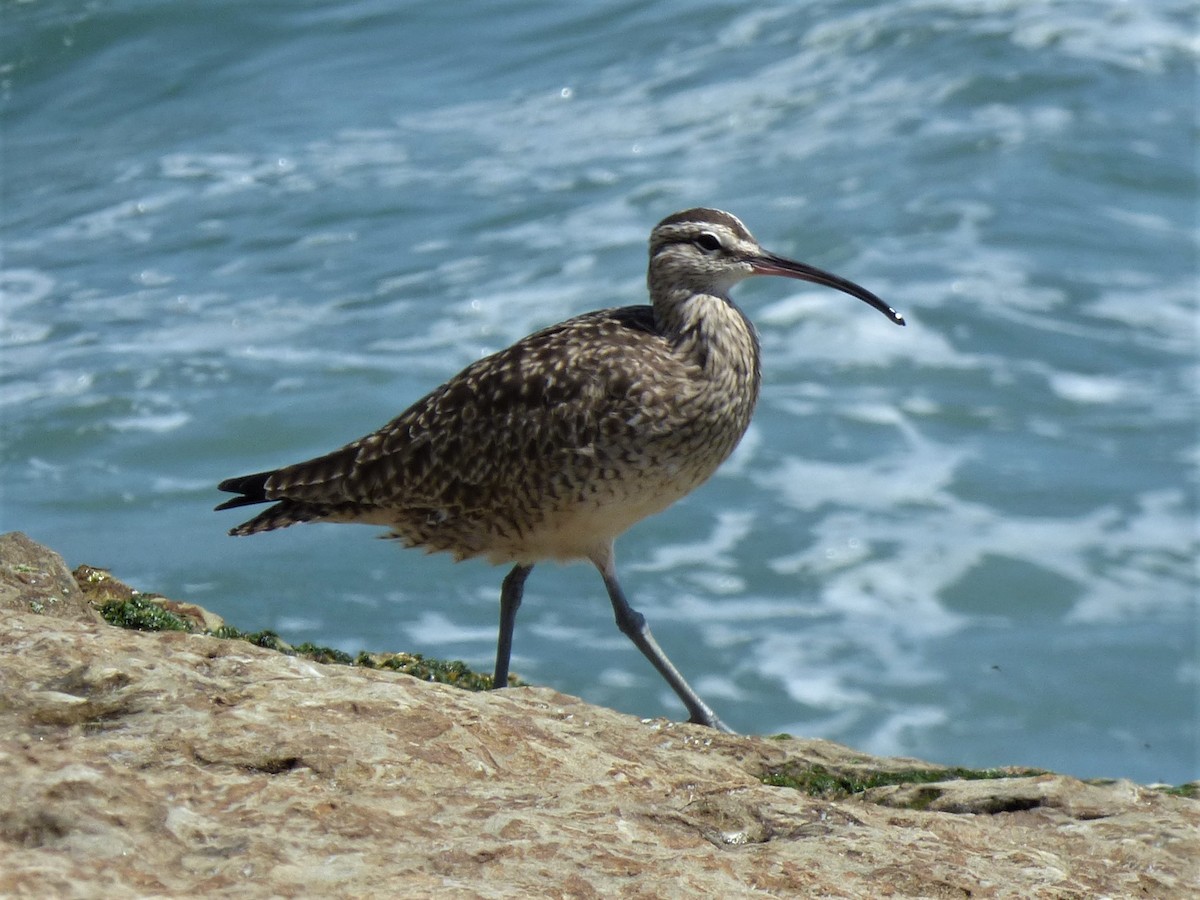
[217,470,338,535]
[215,471,274,511]
[226,501,330,536]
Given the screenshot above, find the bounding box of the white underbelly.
[483,480,693,565]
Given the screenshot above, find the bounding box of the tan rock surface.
[0,532,1196,898]
[0,531,100,624]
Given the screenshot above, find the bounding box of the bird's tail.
[216,471,329,536]
[215,471,273,511]
[226,503,331,536]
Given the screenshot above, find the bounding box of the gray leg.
[592,550,733,733]
[493,563,532,689]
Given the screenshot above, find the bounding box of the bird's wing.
[254,306,693,513]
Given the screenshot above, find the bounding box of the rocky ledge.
[0,531,1196,898]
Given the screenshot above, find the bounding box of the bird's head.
[648,208,904,326]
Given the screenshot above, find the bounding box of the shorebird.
[216,208,904,732]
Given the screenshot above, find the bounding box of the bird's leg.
[591,547,734,733]
[493,563,532,689]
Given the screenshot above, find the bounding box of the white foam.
[1048,372,1129,405]
[405,611,500,646]
[634,511,755,573]
[0,268,56,311]
[109,412,191,433]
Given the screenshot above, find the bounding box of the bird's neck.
[652,286,762,394]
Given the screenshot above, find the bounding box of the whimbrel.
[216,208,904,732]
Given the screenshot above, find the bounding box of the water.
[2,0,1196,785]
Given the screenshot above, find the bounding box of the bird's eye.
[695,232,723,253]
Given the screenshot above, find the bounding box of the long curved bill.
[752,253,905,326]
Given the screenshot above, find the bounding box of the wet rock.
[0,533,1196,897]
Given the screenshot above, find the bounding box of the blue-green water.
[2,1,1196,784]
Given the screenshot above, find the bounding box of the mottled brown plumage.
[217,208,904,731]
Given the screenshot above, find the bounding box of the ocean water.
[2,0,1196,785]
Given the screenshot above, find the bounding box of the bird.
[216,208,905,732]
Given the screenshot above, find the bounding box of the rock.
[74,562,230,634]
[0,533,1196,897]
[0,532,99,622]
